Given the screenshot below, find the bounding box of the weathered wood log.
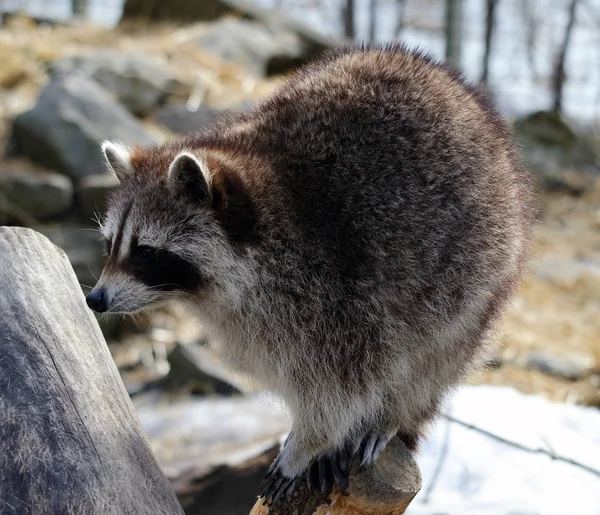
[249,437,422,515]
[0,227,184,515]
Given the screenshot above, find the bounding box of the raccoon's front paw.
[260,453,301,503]
[306,442,352,496]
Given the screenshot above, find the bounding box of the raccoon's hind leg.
[305,426,398,496]
[261,427,403,500]
[260,400,362,501]
[261,395,391,501]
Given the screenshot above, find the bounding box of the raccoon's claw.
[307,443,351,496]
[260,459,300,503]
[261,430,390,502]
[358,431,392,470]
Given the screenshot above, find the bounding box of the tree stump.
[249,437,422,515]
[0,227,184,515]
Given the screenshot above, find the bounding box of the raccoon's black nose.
[86,289,108,313]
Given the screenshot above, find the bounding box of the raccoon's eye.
[105,239,113,256]
[132,245,156,265]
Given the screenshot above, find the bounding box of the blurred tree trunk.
[396,0,407,37]
[480,0,497,83]
[521,1,540,81]
[368,0,377,42]
[552,0,579,113]
[343,0,355,40]
[445,0,462,68]
[72,0,88,17]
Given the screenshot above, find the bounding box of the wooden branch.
[0,227,184,515]
[249,437,422,515]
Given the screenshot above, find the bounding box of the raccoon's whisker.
[79,284,94,291]
[130,313,146,332]
[92,212,103,229]
[74,228,102,234]
[146,284,185,292]
[144,288,180,296]
[87,264,99,282]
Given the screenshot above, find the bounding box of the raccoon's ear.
[167,152,212,204]
[101,141,133,182]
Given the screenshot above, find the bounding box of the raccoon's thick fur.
[88,45,537,500]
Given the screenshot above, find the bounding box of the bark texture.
[0,227,184,515]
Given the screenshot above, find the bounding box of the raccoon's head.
[86,141,256,314]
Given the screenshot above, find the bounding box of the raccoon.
[87,44,537,501]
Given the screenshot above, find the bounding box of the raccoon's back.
[211,46,535,317]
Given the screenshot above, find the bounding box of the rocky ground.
[1,9,599,513]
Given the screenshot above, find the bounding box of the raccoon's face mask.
[86,142,219,314]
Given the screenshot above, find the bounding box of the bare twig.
[444,414,600,479]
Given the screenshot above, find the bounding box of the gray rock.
[51,52,190,117]
[167,342,242,394]
[524,351,596,381]
[152,104,224,135]
[515,111,600,190]
[13,73,155,179]
[483,348,503,369]
[121,0,233,22]
[0,168,73,220]
[535,257,600,286]
[121,0,342,74]
[198,18,305,76]
[76,173,119,223]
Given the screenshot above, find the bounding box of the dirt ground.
[470,185,600,407]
